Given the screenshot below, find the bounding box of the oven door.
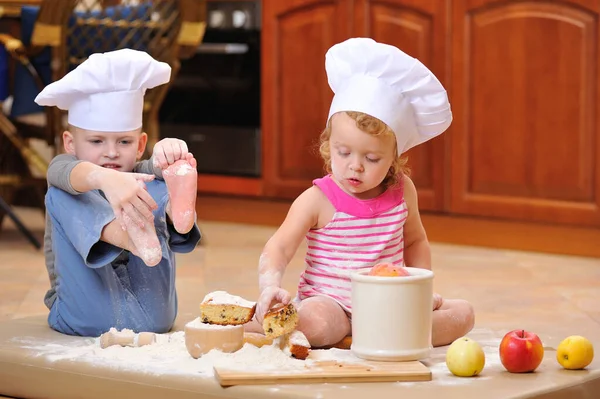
[159,25,261,177]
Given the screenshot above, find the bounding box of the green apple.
[446,336,486,377]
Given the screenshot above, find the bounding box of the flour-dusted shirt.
[297,175,408,312]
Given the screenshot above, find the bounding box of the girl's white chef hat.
[326,38,452,155]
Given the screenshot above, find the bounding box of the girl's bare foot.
[163,158,197,234]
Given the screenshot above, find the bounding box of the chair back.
[24,0,206,145]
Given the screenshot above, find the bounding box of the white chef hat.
[35,48,171,132]
[326,38,452,155]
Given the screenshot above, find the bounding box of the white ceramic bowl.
[350,267,434,361]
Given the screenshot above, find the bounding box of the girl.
[249,38,474,348]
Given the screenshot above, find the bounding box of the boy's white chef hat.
[326,38,452,155]
[35,48,171,132]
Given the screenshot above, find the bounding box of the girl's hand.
[255,286,292,324]
[98,169,158,229]
[152,138,193,170]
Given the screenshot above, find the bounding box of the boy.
[35,49,201,337]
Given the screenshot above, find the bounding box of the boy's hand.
[152,138,193,170]
[255,286,291,324]
[98,170,158,229]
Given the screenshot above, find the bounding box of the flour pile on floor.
[15,332,360,378]
[421,335,503,386]
[15,328,504,382]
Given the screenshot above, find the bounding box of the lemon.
[446,336,486,377]
[556,335,594,370]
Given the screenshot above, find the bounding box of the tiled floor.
[1,205,600,345]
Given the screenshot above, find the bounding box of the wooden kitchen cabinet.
[261,0,352,199]
[262,0,449,210]
[257,0,600,227]
[450,0,600,227]
[353,0,449,211]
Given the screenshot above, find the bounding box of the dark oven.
[159,0,261,177]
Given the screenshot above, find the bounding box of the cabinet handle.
[189,133,207,142]
[196,43,249,54]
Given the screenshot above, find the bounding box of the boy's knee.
[46,186,96,207]
[46,187,75,218]
[46,186,110,215]
[46,186,70,205]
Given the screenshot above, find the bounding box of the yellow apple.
[446,336,486,377]
[557,335,594,370]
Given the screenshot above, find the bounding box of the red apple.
[368,263,410,277]
[499,329,544,373]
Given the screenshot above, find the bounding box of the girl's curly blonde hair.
[318,111,410,188]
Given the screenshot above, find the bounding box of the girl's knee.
[297,296,350,347]
[431,299,475,346]
[447,299,475,334]
[298,316,330,347]
[460,300,475,333]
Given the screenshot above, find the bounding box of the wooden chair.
[2,0,206,148]
[0,0,206,244]
[0,111,45,248]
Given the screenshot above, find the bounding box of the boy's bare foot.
[163,158,197,234]
[122,213,162,266]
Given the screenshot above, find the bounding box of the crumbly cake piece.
[243,332,275,348]
[244,330,311,360]
[282,330,311,360]
[200,291,256,325]
[262,303,299,339]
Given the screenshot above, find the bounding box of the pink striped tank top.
[297,175,407,312]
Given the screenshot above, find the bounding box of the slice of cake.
[244,330,311,360]
[200,291,256,325]
[262,303,299,339]
[282,330,311,360]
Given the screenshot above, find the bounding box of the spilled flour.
[418,334,504,386]
[13,332,361,378]
[12,328,505,386]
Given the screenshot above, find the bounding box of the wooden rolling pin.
[99,330,156,349]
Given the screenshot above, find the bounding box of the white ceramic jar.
[350,267,434,361]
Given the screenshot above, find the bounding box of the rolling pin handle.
[99,330,157,348]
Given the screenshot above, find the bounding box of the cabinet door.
[356,0,450,211]
[262,0,353,199]
[451,0,600,226]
